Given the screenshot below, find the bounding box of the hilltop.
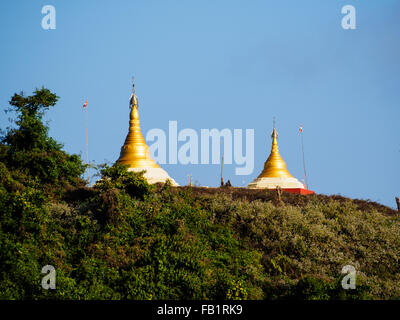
[172,186,398,216]
[3,177,397,300]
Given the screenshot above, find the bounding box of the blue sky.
[1,0,399,207]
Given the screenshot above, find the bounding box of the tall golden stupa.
[248,124,306,190]
[117,78,178,186]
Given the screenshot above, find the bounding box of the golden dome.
[257,127,294,179]
[117,80,160,169]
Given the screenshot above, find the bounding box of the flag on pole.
[299,124,303,133]
[83,100,88,109]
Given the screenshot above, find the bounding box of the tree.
[3,88,60,151]
[0,88,85,191]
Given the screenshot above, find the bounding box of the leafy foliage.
[0,88,85,193]
[95,163,153,200]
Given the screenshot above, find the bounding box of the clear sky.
[1,0,399,207]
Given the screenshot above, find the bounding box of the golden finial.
[117,77,160,169]
[257,121,294,179]
[129,76,139,109]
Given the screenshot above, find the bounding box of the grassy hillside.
[1,167,400,299]
[1,88,399,300]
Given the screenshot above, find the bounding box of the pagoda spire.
[118,77,159,169]
[116,77,178,186]
[248,120,310,191]
[257,122,294,179]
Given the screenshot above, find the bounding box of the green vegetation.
[0,88,85,195]
[1,89,399,300]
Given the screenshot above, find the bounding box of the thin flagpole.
[220,155,224,186]
[300,125,308,189]
[85,104,90,185]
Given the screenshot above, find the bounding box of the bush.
[95,162,153,200]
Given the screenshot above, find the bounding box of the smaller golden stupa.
[248,123,304,189]
[117,77,178,186]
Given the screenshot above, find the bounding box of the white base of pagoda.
[248,177,304,189]
[127,167,179,186]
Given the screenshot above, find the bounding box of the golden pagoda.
[117,78,178,186]
[248,124,305,190]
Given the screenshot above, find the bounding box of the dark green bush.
[95,163,153,200]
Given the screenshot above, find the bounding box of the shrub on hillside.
[95,163,154,200]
